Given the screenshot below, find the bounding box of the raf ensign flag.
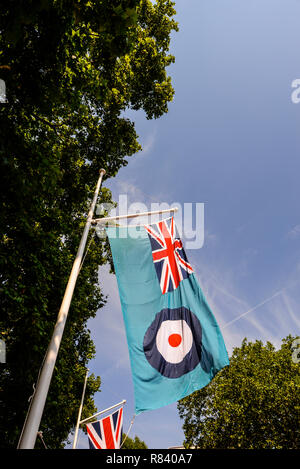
[106,217,229,414]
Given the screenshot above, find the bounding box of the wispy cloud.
[189,252,300,353]
[140,127,157,157]
[287,224,300,239]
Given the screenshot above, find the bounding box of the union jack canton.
[86,407,123,449]
[144,217,193,294]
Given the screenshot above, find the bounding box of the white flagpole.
[79,399,126,426]
[72,368,89,449]
[17,169,106,449]
[92,206,178,224]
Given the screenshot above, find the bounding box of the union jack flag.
[86,407,123,449]
[144,217,193,294]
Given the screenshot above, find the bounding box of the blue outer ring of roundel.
[143,307,202,379]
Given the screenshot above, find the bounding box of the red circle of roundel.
[168,333,182,347]
[143,307,202,379]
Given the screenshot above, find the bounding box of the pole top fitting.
[100,168,106,175]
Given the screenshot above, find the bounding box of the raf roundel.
[143,307,202,379]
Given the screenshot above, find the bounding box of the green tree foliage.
[178,336,300,449]
[0,0,178,448]
[121,434,148,449]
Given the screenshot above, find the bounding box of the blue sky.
[73,1,300,449]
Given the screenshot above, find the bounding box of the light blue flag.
[106,217,229,415]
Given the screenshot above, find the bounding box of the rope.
[17,350,47,448]
[78,229,96,273]
[120,414,136,448]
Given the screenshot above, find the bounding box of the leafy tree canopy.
[121,434,148,449]
[0,0,178,448]
[178,335,300,449]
